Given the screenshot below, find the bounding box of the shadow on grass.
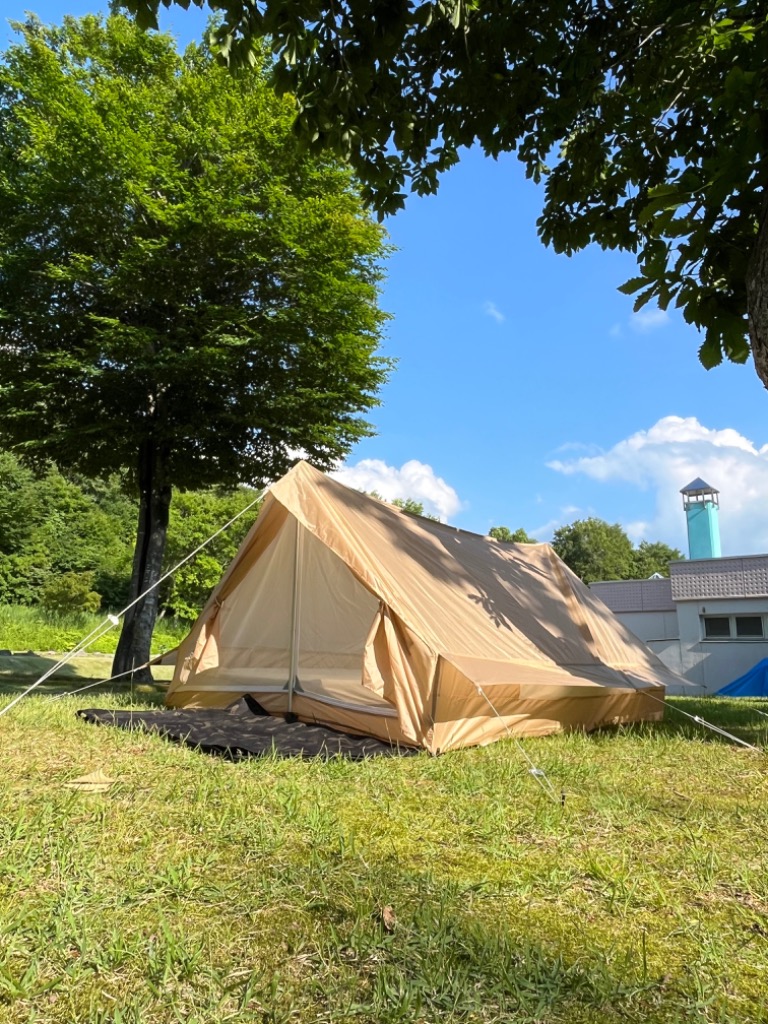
[288,866,740,1024]
[0,651,171,705]
[0,652,92,680]
[0,673,167,706]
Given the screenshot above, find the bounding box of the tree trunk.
[748,195,768,389]
[112,439,172,683]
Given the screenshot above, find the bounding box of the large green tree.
[553,519,635,583]
[631,539,684,579]
[552,517,682,582]
[126,0,768,386]
[0,14,390,679]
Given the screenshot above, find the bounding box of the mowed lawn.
[1,687,767,1024]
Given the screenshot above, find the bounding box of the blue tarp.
[717,658,768,697]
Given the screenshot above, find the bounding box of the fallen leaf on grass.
[63,770,116,793]
[379,905,396,932]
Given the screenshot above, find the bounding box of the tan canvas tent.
[167,461,683,752]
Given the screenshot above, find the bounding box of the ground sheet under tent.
[77,696,414,761]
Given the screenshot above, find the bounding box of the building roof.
[591,556,768,605]
[670,555,768,600]
[590,578,675,613]
[680,477,718,495]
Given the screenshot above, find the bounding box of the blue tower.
[681,478,721,559]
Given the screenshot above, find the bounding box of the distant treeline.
[490,518,683,583]
[0,451,260,620]
[1,446,682,621]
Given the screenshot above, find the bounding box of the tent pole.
[287,517,303,716]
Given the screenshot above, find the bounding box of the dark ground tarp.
[716,658,768,698]
[77,696,415,760]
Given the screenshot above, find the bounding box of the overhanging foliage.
[124,0,768,376]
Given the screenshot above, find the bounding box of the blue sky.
[6,4,768,555]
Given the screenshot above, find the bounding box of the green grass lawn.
[0,604,188,657]
[1,689,767,1024]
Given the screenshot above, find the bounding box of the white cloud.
[483,301,505,324]
[552,441,603,456]
[332,458,462,521]
[548,415,768,554]
[629,307,669,333]
[624,520,651,542]
[609,307,669,339]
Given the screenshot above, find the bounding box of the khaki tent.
[167,461,682,752]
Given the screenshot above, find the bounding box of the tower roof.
[680,477,718,496]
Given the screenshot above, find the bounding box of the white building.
[591,555,768,693]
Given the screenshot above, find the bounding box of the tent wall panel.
[433,658,665,751]
[296,527,380,677]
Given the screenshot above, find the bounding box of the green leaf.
[617,276,648,296]
[699,336,724,370]
[633,286,657,312]
[113,0,768,399]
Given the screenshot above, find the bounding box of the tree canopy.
[0,13,390,675]
[631,540,684,580]
[0,452,133,608]
[0,449,260,620]
[488,526,536,544]
[125,0,768,387]
[551,518,682,583]
[391,496,440,521]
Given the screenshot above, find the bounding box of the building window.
[703,616,731,639]
[701,615,766,640]
[735,616,764,638]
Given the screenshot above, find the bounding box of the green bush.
[40,572,102,617]
[0,448,257,620]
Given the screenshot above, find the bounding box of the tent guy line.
[46,662,155,702]
[611,662,764,754]
[622,681,763,754]
[473,683,561,803]
[686,713,762,752]
[0,488,266,720]
[0,615,121,719]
